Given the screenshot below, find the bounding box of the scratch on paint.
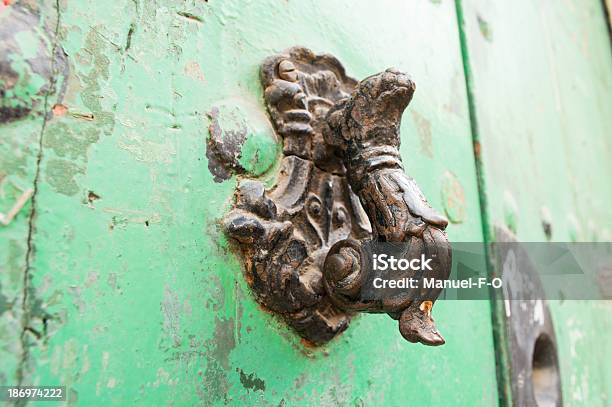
[177,11,204,23]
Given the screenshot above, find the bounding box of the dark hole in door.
[531,333,560,407]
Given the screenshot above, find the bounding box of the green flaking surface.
[237,131,278,177]
[461,0,612,404]
[0,0,60,389]
[1,0,499,405]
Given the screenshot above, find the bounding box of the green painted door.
[0,0,610,406]
[459,0,612,404]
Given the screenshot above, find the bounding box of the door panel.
[459,0,612,404]
[1,0,499,405]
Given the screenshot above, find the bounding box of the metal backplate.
[224,47,371,345]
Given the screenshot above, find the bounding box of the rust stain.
[299,338,318,349]
[184,61,206,82]
[473,140,481,159]
[52,104,68,116]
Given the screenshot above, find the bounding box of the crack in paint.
[16,0,62,387]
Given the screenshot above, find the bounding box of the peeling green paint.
[2,1,501,404]
[206,102,279,181]
[43,122,100,160]
[71,28,116,133]
[45,158,83,196]
[460,0,612,403]
[9,0,608,405]
[237,368,266,392]
[237,130,278,176]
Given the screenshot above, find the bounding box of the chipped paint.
[476,14,493,42]
[2,0,570,404]
[237,368,265,392]
[411,110,434,158]
[441,170,466,224]
[461,0,612,403]
[44,158,83,196]
[206,104,278,182]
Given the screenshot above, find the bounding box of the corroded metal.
[225,47,451,345]
[323,68,451,345]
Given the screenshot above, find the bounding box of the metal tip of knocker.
[398,301,445,346]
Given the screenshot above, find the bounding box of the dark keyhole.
[531,333,561,407]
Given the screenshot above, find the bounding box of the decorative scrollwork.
[225,47,451,346]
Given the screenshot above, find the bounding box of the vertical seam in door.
[453,1,513,405]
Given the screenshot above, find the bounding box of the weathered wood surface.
[1,1,497,405]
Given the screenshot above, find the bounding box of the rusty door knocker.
[225,47,451,346]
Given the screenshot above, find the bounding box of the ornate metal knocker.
[225,47,451,346]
